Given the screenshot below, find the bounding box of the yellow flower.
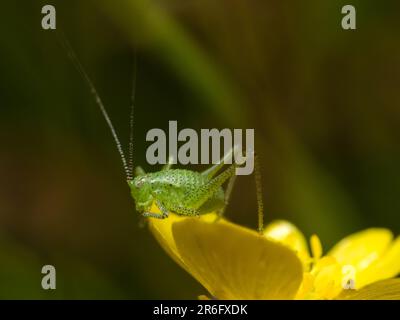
[148,203,400,300]
[265,221,400,299]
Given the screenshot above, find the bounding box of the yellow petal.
[147,204,186,269]
[172,218,303,299]
[312,257,343,299]
[328,228,393,272]
[295,273,314,299]
[148,203,217,270]
[263,220,310,267]
[373,236,400,278]
[337,278,400,300]
[355,236,400,288]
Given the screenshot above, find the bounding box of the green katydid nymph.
[61,37,265,233]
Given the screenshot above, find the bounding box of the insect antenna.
[254,152,264,234]
[57,32,132,181]
[128,53,137,180]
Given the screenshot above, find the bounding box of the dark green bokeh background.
[0,0,399,299]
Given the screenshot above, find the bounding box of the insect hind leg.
[212,150,265,235]
[254,152,264,234]
[216,173,237,220]
[188,164,237,212]
[201,145,239,179]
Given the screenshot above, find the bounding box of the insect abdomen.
[149,169,224,214]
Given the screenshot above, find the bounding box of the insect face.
[128,176,153,212]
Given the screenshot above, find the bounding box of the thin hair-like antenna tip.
[128,52,138,180]
[57,32,131,181]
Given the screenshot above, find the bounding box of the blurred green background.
[0,0,399,299]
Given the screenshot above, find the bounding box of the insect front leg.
[143,199,200,218]
[142,200,169,219]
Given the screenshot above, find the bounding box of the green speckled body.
[62,40,244,221]
[128,169,225,216]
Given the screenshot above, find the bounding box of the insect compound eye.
[135,178,145,188]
